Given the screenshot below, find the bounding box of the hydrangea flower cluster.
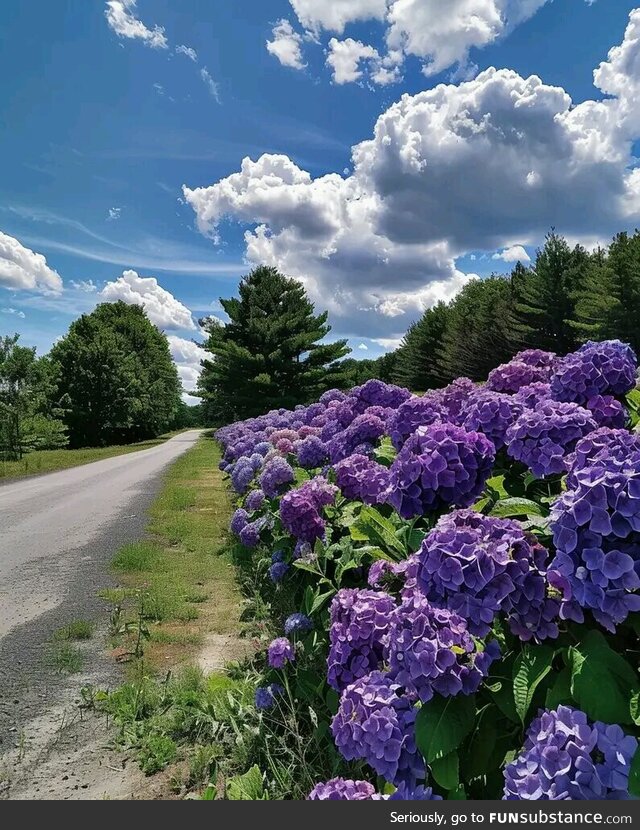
[387,592,499,703]
[389,396,444,450]
[328,413,387,463]
[436,377,477,423]
[514,382,552,409]
[505,400,597,478]
[585,395,628,429]
[327,588,397,691]
[514,349,558,370]
[550,453,640,631]
[307,778,380,801]
[230,507,249,536]
[284,612,312,636]
[567,428,640,485]
[258,456,295,498]
[268,637,295,669]
[334,453,390,505]
[550,340,637,404]
[331,671,424,786]
[504,706,637,800]
[387,423,495,519]
[412,510,563,641]
[245,488,265,512]
[295,435,328,469]
[239,518,265,549]
[255,683,283,711]
[462,390,524,450]
[486,358,552,393]
[279,477,338,543]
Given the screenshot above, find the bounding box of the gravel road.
[0,430,204,750]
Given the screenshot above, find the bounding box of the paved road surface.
[0,430,203,639]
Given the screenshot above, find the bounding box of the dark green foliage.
[50,302,181,447]
[393,302,451,391]
[198,266,350,422]
[340,353,398,388]
[0,334,67,459]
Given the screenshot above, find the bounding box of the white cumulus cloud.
[357,342,369,350]
[100,270,196,330]
[327,38,381,84]
[266,19,306,69]
[492,245,531,263]
[187,10,640,339]
[0,232,63,294]
[166,334,208,397]
[104,0,168,49]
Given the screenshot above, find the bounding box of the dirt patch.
[197,633,254,675]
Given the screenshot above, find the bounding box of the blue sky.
[1,0,640,400]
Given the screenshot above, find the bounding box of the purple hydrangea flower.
[585,395,628,429]
[551,340,638,404]
[514,382,552,409]
[387,423,496,519]
[319,389,346,405]
[279,477,338,543]
[230,507,249,536]
[413,510,563,641]
[388,592,499,703]
[284,612,313,636]
[328,413,387,464]
[550,455,640,631]
[504,706,637,800]
[258,456,295,498]
[333,453,390,505]
[267,637,295,669]
[308,778,379,801]
[389,396,444,450]
[269,561,289,583]
[368,559,396,588]
[239,518,265,549]
[245,489,265,512]
[255,683,283,710]
[295,435,328,469]
[567,428,640,486]
[331,671,424,786]
[486,360,551,393]
[353,379,411,411]
[506,400,597,478]
[328,588,397,691]
[462,390,524,450]
[437,377,477,424]
[230,457,256,494]
[514,349,558,370]
[387,783,443,801]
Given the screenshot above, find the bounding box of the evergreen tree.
[393,302,451,391]
[198,266,350,422]
[512,232,588,354]
[437,277,515,382]
[574,231,640,353]
[50,302,181,447]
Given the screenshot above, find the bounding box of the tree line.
[391,230,640,390]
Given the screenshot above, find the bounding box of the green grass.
[53,620,94,641]
[107,435,245,669]
[0,430,187,481]
[49,643,84,674]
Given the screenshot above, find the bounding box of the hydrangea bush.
[216,341,640,801]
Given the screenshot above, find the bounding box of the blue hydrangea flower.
[504,706,637,800]
[387,783,443,801]
[230,507,249,536]
[295,435,328,469]
[258,456,295,499]
[284,612,313,636]
[254,683,284,711]
[245,489,265,512]
[387,423,495,519]
[514,382,553,409]
[269,561,289,583]
[239,518,265,549]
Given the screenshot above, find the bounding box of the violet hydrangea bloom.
[504,706,637,800]
[333,453,389,505]
[550,454,640,631]
[514,349,558,370]
[230,507,249,536]
[413,510,563,641]
[387,592,499,703]
[295,435,328,469]
[245,489,265,512]
[437,377,477,424]
[550,340,637,404]
[505,400,597,478]
[486,360,550,393]
[327,588,397,691]
[308,778,380,801]
[388,396,444,450]
[230,457,256,494]
[462,390,524,450]
[387,423,495,519]
[284,612,313,636]
[279,477,338,543]
[387,783,442,801]
[255,683,283,711]
[269,561,289,583]
[514,382,552,410]
[239,518,265,549]
[267,637,295,669]
[585,395,628,429]
[567,428,640,486]
[258,456,295,498]
[331,671,424,786]
[328,413,387,463]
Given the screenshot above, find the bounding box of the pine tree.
[393,302,451,391]
[574,232,640,353]
[198,266,350,422]
[512,232,588,354]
